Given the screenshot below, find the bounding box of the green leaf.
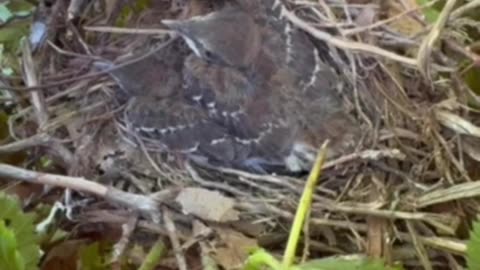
[0,220,26,270]
[0,4,13,23]
[0,20,30,45]
[79,243,108,270]
[298,257,403,270]
[467,221,480,270]
[0,193,40,270]
[0,18,29,75]
[116,0,152,27]
[6,0,35,17]
[416,0,440,23]
[2,67,13,76]
[138,240,166,270]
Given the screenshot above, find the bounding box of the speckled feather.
[164,0,361,170]
[103,0,361,173]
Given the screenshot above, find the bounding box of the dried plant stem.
[112,214,138,269]
[22,41,48,126]
[451,0,480,19]
[416,181,480,208]
[84,25,173,35]
[280,6,417,67]
[163,209,188,270]
[416,0,457,79]
[0,163,162,213]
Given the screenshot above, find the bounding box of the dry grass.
[2,0,480,268]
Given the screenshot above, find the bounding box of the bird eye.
[203,50,214,61]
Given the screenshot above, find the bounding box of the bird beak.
[162,19,184,32]
[162,19,204,58]
[162,19,192,39]
[93,61,114,72]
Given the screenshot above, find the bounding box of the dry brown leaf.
[212,228,258,270]
[461,136,480,162]
[41,239,88,270]
[175,187,239,222]
[387,0,424,36]
[435,110,480,137]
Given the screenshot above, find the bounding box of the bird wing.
[123,97,256,166]
[95,39,187,98]
[183,55,297,165]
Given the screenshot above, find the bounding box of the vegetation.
[1,0,480,269]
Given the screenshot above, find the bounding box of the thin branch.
[163,208,188,270]
[83,26,173,35]
[451,0,480,19]
[0,163,161,214]
[280,6,418,67]
[416,0,457,79]
[22,40,48,126]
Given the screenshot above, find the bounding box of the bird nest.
[3,0,480,268]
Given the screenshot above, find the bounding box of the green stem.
[245,249,282,270]
[138,239,166,270]
[281,142,329,270]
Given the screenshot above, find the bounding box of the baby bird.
[162,0,361,172]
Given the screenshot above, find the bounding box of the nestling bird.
[99,0,361,173]
[99,39,292,173]
[163,0,362,172]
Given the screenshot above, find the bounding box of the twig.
[237,201,368,231]
[112,214,138,270]
[216,149,405,189]
[22,40,48,126]
[280,5,421,67]
[451,0,480,20]
[416,181,480,208]
[0,163,161,213]
[19,41,75,165]
[0,134,50,153]
[238,200,466,254]
[163,208,188,270]
[397,233,466,255]
[0,36,178,92]
[406,221,433,270]
[82,210,189,240]
[185,163,250,197]
[67,0,86,21]
[416,0,457,79]
[343,1,438,36]
[323,148,406,168]
[84,25,173,35]
[47,40,103,60]
[320,203,459,234]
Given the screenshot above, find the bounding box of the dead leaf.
[435,110,480,137]
[41,239,87,270]
[175,187,239,222]
[193,220,213,237]
[355,6,376,27]
[387,1,424,36]
[212,228,257,270]
[462,136,480,162]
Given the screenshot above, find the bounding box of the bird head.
[162,5,262,69]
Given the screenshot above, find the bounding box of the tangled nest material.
[3,0,480,267]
